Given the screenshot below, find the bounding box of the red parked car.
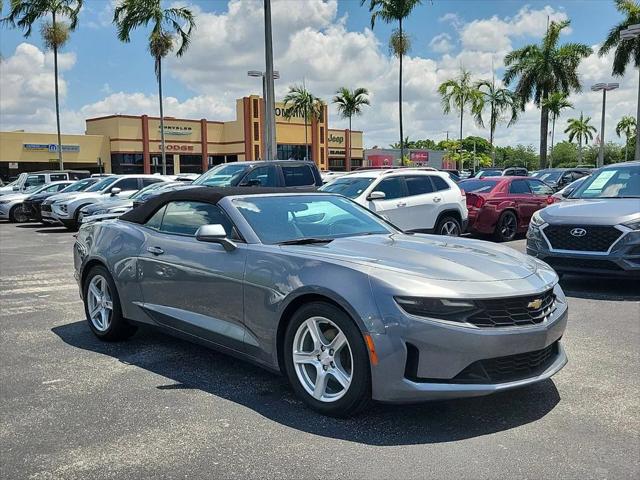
[459,176,556,242]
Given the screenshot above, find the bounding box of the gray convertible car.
[74,187,568,416]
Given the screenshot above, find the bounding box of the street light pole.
[263,0,277,160]
[620,24,640,161]
[248,70,280,159]
[591,83,619,167]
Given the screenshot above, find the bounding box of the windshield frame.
[227,193,397,245]
[318,176,376,198]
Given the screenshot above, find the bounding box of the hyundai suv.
[527,161,640,277]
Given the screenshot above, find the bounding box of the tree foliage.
[599,0,640,76]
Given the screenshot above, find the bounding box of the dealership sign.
[159,125,193,136]
[157,144,195,152]
[410,150,429,164]
[328,134,344,145]
[23,143,80,152]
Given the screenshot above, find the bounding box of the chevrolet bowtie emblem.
[527,299,543,309]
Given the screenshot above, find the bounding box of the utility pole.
[591,83,619,167]
[263,0,277,160]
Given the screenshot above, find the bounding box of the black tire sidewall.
[83,265,134,341]
[436,216,461,236]
[283,302,371,417]
[495,211,517,242]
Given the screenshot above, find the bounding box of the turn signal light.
[364,334,379,366]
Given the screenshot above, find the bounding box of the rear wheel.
[83,265,136,341]
[9,204,29,223]
[283,302,371,417]
[435,215,462,236]
[493,210,518,242]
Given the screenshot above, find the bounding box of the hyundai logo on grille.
[570,228,587,237]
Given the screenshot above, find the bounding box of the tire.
[435,215,462,236]
[283,302,371,417]
[493,210,518,242]
[9,204,29,223]
[83,265,137,341]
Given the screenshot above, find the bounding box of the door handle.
[396,201,407,207]
[433,197,442,203]
[147,246,164,256]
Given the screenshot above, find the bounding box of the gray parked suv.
[527,161,640,277]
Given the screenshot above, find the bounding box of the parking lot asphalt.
[1,221,639,480]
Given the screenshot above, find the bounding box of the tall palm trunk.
[52,11,63,170]
[490,105,496,167]
[578,136,583,163]
[624,134,629,161]
[398,18,404,163]
[348,116,352,172]
[157,57,166,175]
[539,92,550,169]
[458,97,464,171]
[550,116,556,168]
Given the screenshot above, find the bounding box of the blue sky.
[0,1,635,147]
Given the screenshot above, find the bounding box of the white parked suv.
[320,169,468,235]
[50,174,170,230]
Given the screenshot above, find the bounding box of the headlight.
[0,200,10,205]
[530,211,545,227]
[57,203,68,213]
[395,297,477,321]
[623,219,640,231]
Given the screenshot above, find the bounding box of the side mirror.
[367,191,386,201]
[195,224,237,251]
[561,187,574,198]
[110,187,121,196]
[240,179,261,187]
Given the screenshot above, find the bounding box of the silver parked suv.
[527,161,640,277]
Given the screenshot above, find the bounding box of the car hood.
[0,193,28,201]
[281,233,541,282]
[59,191,106,203]
[539,198,640,225]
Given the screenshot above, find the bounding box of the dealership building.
[0,95,363,179]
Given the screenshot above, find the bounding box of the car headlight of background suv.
[55,202,68,213]
[0,199,11,205]
[530,211,546,228]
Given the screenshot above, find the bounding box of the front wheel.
[283,302,371,417]
[83,265,136,341]
[435,216,462,236]
[9,204,29,223]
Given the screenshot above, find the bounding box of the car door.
[137,200,249,352]
[402,175,439,230]
[508,179,537,228]
[108,177,140,197]
[365,176,410,228]
[280,164,317,188]
[239,165,278,187]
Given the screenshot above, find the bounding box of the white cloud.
[1,1,636,152]
[429,33,454,54]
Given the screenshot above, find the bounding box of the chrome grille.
[543,225,622,252]
[467,289,556,328]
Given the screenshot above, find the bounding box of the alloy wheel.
[440,220,460,236]
[87,275,113,332]
[292,316,353,403]
[500,215,517,240]
[13,205,29,223]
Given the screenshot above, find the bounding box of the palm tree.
[600,1,640,161]
[503,20,592,169]
[283,85,324,161]
[361,0,424,161]
[616,115,637,161]
[474,77,520,165]
[2,0,83,170]
[565,112,597,163]
[332,87,370,171]
[438,68,483,169]
[542,92,573,167]
[113,0,195,175]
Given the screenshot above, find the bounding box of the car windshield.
[233,194,394,244]
[570,165,640,199]
[130,182,167,200]
[475,169,502,177]
[459,179,499,193]
[86,176,119,192]
[26,184,49,194]
[61,178,97,193]
[193,164,250,187]
[319,177,375,198]
[538,171,563,182]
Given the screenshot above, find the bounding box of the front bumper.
[368,286,568,402]
[527,223,640,277]
[0,204,10,219]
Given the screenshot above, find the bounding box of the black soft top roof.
[120,186,314,224]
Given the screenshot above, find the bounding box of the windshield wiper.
[278,237,334,245]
